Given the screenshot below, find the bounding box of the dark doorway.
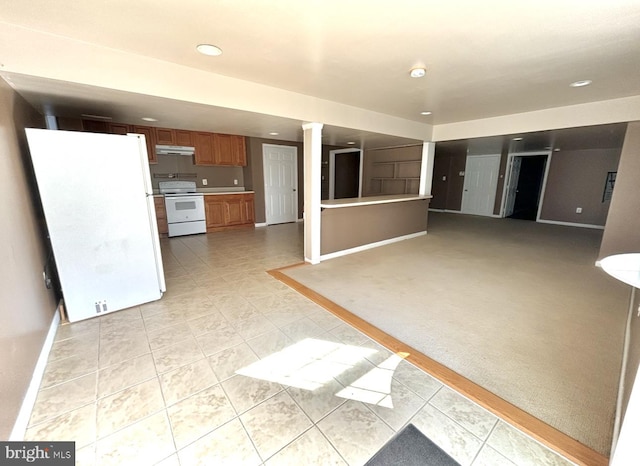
[508,155,546,220]
[334,151,360,199]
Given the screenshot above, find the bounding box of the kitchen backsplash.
[148,154,244,190]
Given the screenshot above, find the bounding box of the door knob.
[293,189,297,192]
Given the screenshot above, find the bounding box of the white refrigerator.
[26,128,166,322]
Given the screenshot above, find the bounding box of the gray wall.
[0,79,58,438]
[539,148,621,226]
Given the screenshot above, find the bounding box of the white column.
[302,122,323,264]
[419,141,436,196]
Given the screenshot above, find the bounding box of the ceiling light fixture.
[347,141,356,145]
[141,117,158,122]
[268,132,279,136]
[420,111,432,116]
[410,67,426,78]
[512,137,523,141]
[196,44,223,56]
[570,79,592,88]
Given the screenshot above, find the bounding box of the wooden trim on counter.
[267,264,608,466]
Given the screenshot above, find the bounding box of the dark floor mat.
[365,424,461,466]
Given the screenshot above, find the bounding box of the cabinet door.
[232,135,247,166]
[175,130,193,146]
[132,125,157,164]
[193,132,215,165]
[213,133,234,165]
[108,123,132,135]
[242,194,255,224]
[155,128,176,145]
[153,197,168,235]
[225,196,244,225]
[205,198,226,230]
[82,119,109,133]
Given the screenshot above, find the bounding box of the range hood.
[155,145,195,156]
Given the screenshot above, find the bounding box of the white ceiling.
[1,0,639,147]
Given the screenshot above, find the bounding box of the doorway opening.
[501,151,551,221]
[329,149,362,199]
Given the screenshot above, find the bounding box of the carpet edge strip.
[267,265,608,466]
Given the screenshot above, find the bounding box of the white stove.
[158,181,206,237]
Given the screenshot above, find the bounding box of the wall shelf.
[368,160,421,195]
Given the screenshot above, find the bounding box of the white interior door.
[504,156,522,217]
[263,144,298,225]
[461,154,501,216]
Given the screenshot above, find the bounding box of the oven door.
[164,195,205,224]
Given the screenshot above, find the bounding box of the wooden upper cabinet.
[175,130,193,146]
[213,133,233,165]
[213,133,247,166]
[193,132,215,165]
[82,119,109,133]
[132,125,157,164]
[108,123,132,135]
[232,135,247,166]
[155,127,176,145]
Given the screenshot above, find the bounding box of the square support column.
[302,122,323,264]
[419,141,436,196]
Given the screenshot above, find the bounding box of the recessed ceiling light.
[268,132,279,136]
[512,137,523,141]
[420,111,432,116]
[141,117,158,122]
[570,79,592,88]
[196,44,223,56]
[347,141,356,145]
[410,67,426,78]
[554,148,561,152]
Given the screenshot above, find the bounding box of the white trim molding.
[10,308,60,441]
[320,231,426,262]
[537,219,605,230]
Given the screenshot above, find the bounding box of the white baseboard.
[537,219,605,230]
[255,222,267,228]
[320,231,426,262]
[10,308,60,440]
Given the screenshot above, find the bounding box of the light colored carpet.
[283,212,631,456]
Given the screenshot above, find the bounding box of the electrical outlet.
[234,179,238,185]
[459,171,465,176]
[576,207,582,214]
[202,178,208,186]
[442,176,447,181]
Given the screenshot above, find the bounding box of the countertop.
[153,189,254,196]
[320,194,432,209]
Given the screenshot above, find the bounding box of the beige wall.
[321,200,429,255]
[599,122,640,259]
[596,122,640,432]
[539,148,621,226]
[149,155,244,191]
[0,79,58,439]
[362,145,422,196]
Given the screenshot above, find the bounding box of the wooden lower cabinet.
[204,193,255,232]
[153,197,168,235]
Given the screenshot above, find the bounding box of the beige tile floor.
[25,223,575,465]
